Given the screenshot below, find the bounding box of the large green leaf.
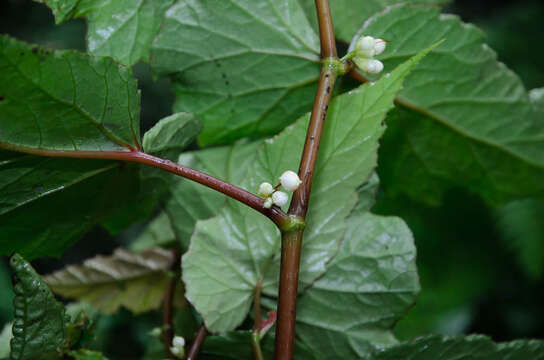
[299,0,448,43]
[0,35,140,153]
[0,36,152,259]
[182,48,432,332]
[44,247,176,314]
[295,213,418,358]
[352,6,544,205]
[151,0,321,145]
[9,254,66,360]
[365,335,544,360]
[36,0,174,65]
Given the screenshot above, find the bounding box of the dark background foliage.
[0,0,543,358]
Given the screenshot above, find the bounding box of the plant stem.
[163,249,181,360]
[186,325,208,360]
[251,333,265,360]
[0,143,290,229]
[274,1,338,359]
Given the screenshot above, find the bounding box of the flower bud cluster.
[353,35,386,74]
[258,170,302,209]
[170,336,185,359]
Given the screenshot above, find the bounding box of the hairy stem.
[186,325,208,360]
[0,143,290,228]
[274,1,338,359]
[163,249,181,359]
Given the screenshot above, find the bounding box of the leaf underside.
[44,247,176,314]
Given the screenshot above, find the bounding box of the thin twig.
[186,325,208,360]
[274,1,338,359]
[0,142,290,229]
[163,249,181,359]
[251,333,265,360]
[252,281,264,360]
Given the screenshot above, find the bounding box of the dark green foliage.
[9,254,65,360]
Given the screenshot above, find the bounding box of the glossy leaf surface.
[9,254,66,360]
[151,0,321,145]
[0,35,140,153]
[37,0,174,65]
[354,6,544,205]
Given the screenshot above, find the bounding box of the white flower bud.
[279,170,302,192]
[170,336,185,359]
[173,336,185,348]
[356,36,376,57]
[271,191,288,207]
[170,346,184,359]
[354,58,384,74]
[374,39,386,55]
[258,182,274,197]
[263,197,273,209]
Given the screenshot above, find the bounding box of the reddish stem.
[0,142,290,229]
[274,1,338,359]
[186,325,208,360]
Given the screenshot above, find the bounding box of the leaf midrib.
[0,44,133,150]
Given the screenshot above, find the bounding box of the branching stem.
[0,143,290,229]
[274,1,338,359]
[163,249,181,359]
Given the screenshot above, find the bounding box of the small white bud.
[354,58,384,74]
[279,170,302,192]
[263,197,273,209]
[356,36,376,57]
[374,39,386,55]
[271,191,288,207]
[170,346,184,359]
[258,182,274,197]
[173,336,185,348]
[170,336,185,359]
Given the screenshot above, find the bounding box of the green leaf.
[151,0,321,145]
[0,35,140,153]
[44,247,176,314]
[365,335,544,360]
[182,48,432,332]
[129,211,178,252]
[496,198,544,279]
[0,323,11,359]
[0,37,152,259]
[530,87,544,114]
[9,254,66,360]
[353,6,544,205]
[299,0,448,43]
[295,213,418,358]
[36,0,174,65]
[0,157,147,260]
[164,141,260,249]
[142,112,201,159]
[69,349,109,360]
